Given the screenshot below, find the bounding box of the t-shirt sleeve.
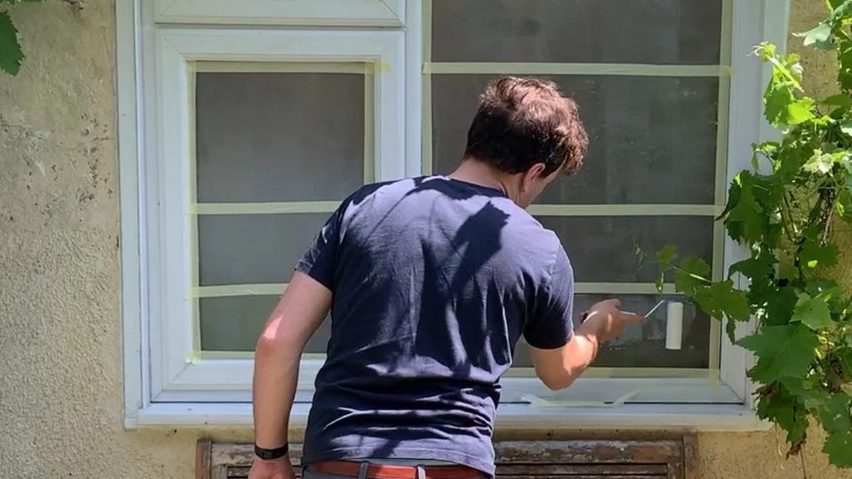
[523,245,575,349]
[295,206,343,292]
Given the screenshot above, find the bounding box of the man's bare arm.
[253,271,331,449]
[529,299,644,390]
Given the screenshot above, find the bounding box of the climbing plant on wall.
[0,0,40,75]
[655,0,852,468]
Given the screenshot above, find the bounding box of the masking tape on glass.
[194,61,390,74]
[191,201,340,215]
[528,204,720,217]
[521,389,639,408]
[190,283,287,298]
[423,63,731,77]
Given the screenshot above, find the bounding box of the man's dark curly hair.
[464,77,588,177]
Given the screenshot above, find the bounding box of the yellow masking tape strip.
[477,366,719,380]
[424,63,731,78]
[423,0,433,65]
[720,0,734,68]
[189,62,202,354]
[709,0,734,370]
[364,65,375,183]
[191,283,287,298]
[527,204,721,217]
[185,350,203,365]
[583,367,717,379]
[574,283,676,295]
[709,222,726,370]
[521,390,639,408]
[194,61,386,74]
[197,351,326,361]
[192,201,340,215]
[422,0,434,175]
[422,74,434,175]
[198,351,253,360]
[191,282,676,299]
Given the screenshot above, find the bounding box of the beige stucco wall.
[0,1,849,478]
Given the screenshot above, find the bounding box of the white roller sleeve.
[665,302,684,350]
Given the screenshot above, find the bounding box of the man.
[249,77,644,479]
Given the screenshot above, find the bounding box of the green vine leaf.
[800,239,839,269]
[798,22,833,49]
[764,286,800,326]
[819,394,852,433]
[791,293,835,330]
[0,11,23,75]
[673,257,711,296]
[756,384,810,448]
[739,325,820,383]
[710,280,751,321]
[824,432,852,467]
[724,173,768,243]
[610,2,852,467]
[656,244,678,267]
[804,149,837,174]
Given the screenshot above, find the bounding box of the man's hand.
[580,298,645,343]
[248,456,295,479]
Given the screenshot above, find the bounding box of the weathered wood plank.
[497,464,668,475]
[202,437,695,479]
[229,464,668,477]
[682,434,697,479]
[196,439,212,479]
[494,440,682,464]
[496,475,664,479]
[211,442,304,467]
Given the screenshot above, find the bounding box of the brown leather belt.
[310,460,483,479]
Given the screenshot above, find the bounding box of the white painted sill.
[126,402,770,432]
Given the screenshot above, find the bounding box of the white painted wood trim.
[117,0,147,430]
[144,28,406,400]
[717,0,792,404]
[119,0,794,420]
[404,0,423,176]
[154,0,405,27]
[130,401,769,431]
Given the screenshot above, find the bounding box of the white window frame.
[153,0,405,27]
[119,0,792,428]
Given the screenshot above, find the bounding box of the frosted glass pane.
[195,71,365,203]
[200,295,330,352]
[537,216,714,283]
[432,0,722,64]
[513,294,711,368]
[198,213,329,286]
[432,74,719,204]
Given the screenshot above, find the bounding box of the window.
[119,0,791,424]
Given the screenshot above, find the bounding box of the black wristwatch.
[254,443,289,460]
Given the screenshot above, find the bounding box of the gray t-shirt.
[298,176,575,476]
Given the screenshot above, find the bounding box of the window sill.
[126,402,769,432]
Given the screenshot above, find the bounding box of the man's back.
[299,176,574,474]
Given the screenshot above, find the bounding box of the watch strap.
[254,443,289,460]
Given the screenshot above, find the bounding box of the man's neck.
[448,158,515,200]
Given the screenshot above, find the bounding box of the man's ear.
[521,163,547,191]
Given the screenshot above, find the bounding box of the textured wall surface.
[0,1,849,478]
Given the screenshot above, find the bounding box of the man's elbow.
[539,372,578,391]
[255,323,298,360]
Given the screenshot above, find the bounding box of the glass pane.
[537,216,714,283]
[432,74,719,204]
[195,71,366,203]
[199,295,330,352]
[198,213,329,286]
[513,294,711,369]
[432,0,723,64]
